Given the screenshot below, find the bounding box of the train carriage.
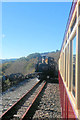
[58,0,80,119]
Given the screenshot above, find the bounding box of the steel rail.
[21,81,46,120]
[0,80,46,120]
[0,80,40,120]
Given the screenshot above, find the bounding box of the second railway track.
[0,80,46,120]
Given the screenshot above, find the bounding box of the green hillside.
[1,53,41,76]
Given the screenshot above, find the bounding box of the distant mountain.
[1,51,60,76]
[0,58,17,64]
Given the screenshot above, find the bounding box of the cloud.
[2,34,6,39]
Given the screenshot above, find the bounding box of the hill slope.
[1,51,60,76]
[2,53,41,76]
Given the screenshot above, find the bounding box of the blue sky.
[2,2,72,59]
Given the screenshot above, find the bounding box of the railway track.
[0,80,46,120]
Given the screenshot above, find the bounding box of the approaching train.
[35,56,58,81]
[58,0,80,119]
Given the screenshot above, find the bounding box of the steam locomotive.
[35,56,58,81]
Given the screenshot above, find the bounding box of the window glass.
[71,16,76,32]
[79,4,80,15]
[72,35,76,97]
[66,47,68,85]
[67,45,69,87]
[65,49,66,82]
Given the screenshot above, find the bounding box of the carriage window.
[66,47,68,85]
[71,16,76,32]
[65,49,66,82]
[67,44,69,87]
[68,33,69,39]
[79,4,80,15]
[72,35,76,97]
[63,52,64,78]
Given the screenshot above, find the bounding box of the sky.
[2,2,72,59]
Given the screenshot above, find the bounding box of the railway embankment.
[2,78,39,114]
[33,82,61,119]
[1,78,61,119]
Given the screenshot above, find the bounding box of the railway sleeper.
[22,82,47,120]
